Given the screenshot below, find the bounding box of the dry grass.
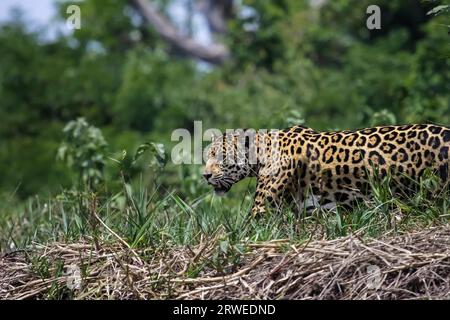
[2,225,450,300]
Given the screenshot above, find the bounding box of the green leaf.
[134,142,166,168]
[219,240,229,254]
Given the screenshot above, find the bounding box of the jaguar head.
[203,131,256,195]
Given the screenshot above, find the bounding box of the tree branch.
[200,0,234,34]
[131,0,230,64]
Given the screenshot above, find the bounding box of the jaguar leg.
[251,162,295,216]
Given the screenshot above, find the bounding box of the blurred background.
[0,0,449,202]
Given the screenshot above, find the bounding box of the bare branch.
[132,0,230,64]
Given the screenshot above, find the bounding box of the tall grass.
[1,171,450,253]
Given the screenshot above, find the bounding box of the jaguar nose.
[203,173,212,181]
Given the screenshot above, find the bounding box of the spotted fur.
[203,124,450,216]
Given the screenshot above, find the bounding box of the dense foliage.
[0,0,448,203]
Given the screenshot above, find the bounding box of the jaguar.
[203,124,450,216]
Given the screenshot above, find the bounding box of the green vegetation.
[0,0,449,255]
[2,151,450,252]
